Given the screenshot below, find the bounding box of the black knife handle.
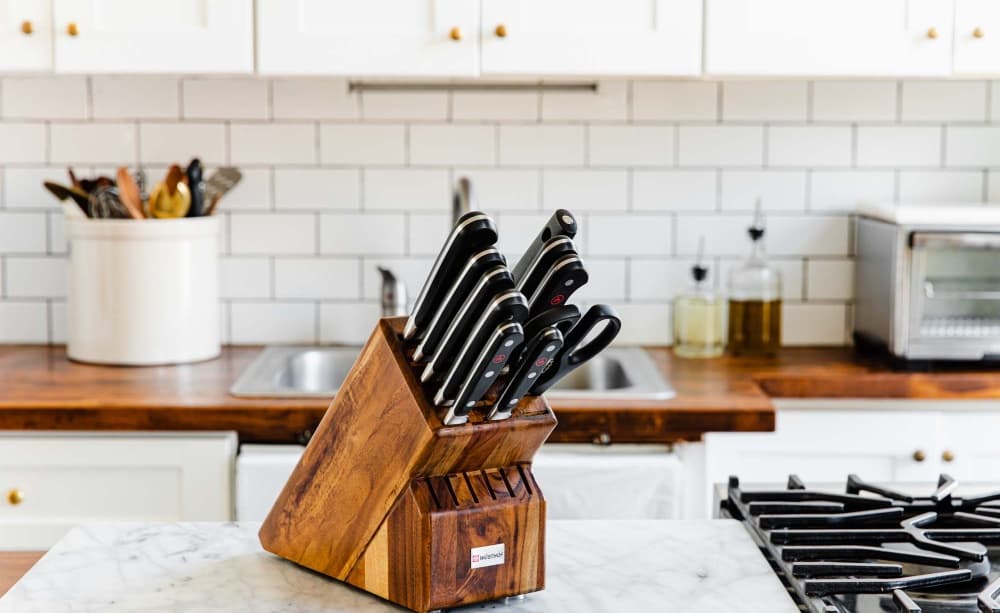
[489,326,564,421]
[530,304,621,395]
[441,323,525,425]
[403,212,498,341]
[516,236,577,302]
[185,158,204,217]
[527,255,589,317]
[511,209,578,284]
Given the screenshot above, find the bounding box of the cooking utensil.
[412,247,505,363]
[526,253,589,317]
[202,167,242,216]
[403,211,498,342]
[420,264,514,384]
[488,326,564,421]
[440,321,525,426]
[511,209,578,284]
[516,235,577,301]
[87,185,131,219]
[148,165,191,218]
[530,304,621,395]
[185,158,205,217]
[115,167,145,220]
[44,181,91,216]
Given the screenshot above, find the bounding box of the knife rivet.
[546,345,556,352]
[466,401,475,407]
[504,340,514,347]
[561,214,574,225]
[527,372,537,379]
[485,371,495,378]
[564,279,574,286]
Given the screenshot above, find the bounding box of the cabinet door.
[954,0,1000,75]
[52,0,253,74]
[938,412,1000,482]
[705,0,953,76]
[0,0,51,71]
[0,433,236,550]
[257,0,479,76]
[480,0,702,76]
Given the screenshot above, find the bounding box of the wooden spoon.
[148,165,191,218]
[115,167,145,220]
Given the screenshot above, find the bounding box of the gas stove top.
[722,474,1000,613]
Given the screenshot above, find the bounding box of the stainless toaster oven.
[854,205,1000,361]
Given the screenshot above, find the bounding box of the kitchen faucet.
[376,266,408,317]
[452,176,474,224]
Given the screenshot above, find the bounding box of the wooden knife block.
[259,317,557,612]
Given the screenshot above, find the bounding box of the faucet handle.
[452,176,474,225]
[377,267,409,318]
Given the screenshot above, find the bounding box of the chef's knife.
[530,304,621,395]
[516,236,577,303]
[421,265,514,383]
[510,209,578,284]
[440,321,525,426]
[403,211,498,342]
[488,326,564,421]
[433,289,528,405]
[412,247,505,363]
[526,254,589,317]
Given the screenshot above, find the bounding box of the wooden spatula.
[115,167,145,220]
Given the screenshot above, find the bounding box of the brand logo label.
[470,543,505,569]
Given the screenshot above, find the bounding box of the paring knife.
[488,326,564,421]
[530,304,622,395]
[412,247,505,363]
[433,289,529,406]
[421,265,514,383]
[516,236,577,303]
[440,322,525,426]
[403,212,498,342]
[526,254,589,317]
[510,209,578,285]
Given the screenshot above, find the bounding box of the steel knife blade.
[526,254,589,317]
[440,321,525,426]
[510,209,578,285]
[488,326,564,421]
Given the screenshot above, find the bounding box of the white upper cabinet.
[705,0,954,77]
[953,0,1000,75]
[257,0,479,76]
[0,0,52,71]
[52,0,253,74]
[480,0,702,76]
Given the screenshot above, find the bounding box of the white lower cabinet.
[0,432,236,550]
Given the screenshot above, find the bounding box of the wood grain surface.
[0,551,42,596]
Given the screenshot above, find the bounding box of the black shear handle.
[531,304,622,395]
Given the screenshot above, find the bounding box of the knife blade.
[487,326,564,421]
[433,289,529,406]
[515,235,577,303]
[530,304,622,395]
[403,211,498,342]
[420,265,514,383]
[412,246,505,363]
[526,254,589,317]
[440,321,525,426]
[510,209,578,285]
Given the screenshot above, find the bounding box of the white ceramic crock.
[66,217,220,365]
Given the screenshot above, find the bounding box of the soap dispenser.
[727,201,782,357]
[673,237,725,358]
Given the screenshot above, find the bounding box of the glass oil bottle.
[673,237,725,358]
[727,202,782,357]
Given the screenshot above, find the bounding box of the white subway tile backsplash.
[806,259,854,301]
[361,257,433,301]
[452,169,539,210]
[899,171,984,203]
[230,123,316,165]
[809,171,896,212]
[588,214,672,256]
[223,168,271,210]
[720,170,806,211]
[0,123,46,163]
[495,212,553,257]
[5,257,65,298]
[811,81,896,122]
[362,92,447,120]
[409,125,495,166]
[629,259,691,301]
[230,214,316,255]
[718,258,804,301]
[543,170,627,211]
[140,122,226,165]
[274,168,359,210]
[857,126,942,167]
[588,125,674,167]
[678,126,763,167]
[320,124,405,165]
[768,126,852,168]
[990,171,1000,202]
[320,302,381,344]
[183,78,268,120]
[632,170,716,212]
[0,302,48,343]
[901,81,988,122]
[219,257,271,299]
[572,258,627,302]
[4,167,61,208]
[320,212,405,255]
[499,125,585,166]
[272,79,359,120]
[364,169,449,211]
[452,91,538,121]
[541,81,628,121]
[0,212,47,253]
[231,302,316,344]
[51,123,136,164]
[676,214,749,256]
[92,77,179,119]
[612,303,672,345]
[47,213,67,254]
[723,81,807,122]
[407,213,451,256]
[1,77,87,119]
[946,126,1000,167]
[782,303,848,346]
[769,215,850,256]
[632,81,718,121]
[275,257,359,299]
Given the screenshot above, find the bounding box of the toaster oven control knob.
[942,450,955,463]
[912,449,927,462]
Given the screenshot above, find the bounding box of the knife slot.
[424,477,444,511]
[475,470,498,501]
[515,464,534,496]
[447,473,477,507]
[461,472,481,505]
[500,467,522,497]
[483,468,513,499]
[428,477,458,510]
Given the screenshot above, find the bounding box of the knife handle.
[527,255,589,317]
[440,322,524,426]
[511,209,578,284]
[488,326,564,421]
[516,236,576,302]
[530,304,621,395]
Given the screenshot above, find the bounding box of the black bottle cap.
[691,264,708,283]
[748,226,765,241]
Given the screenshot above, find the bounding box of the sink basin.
[230,346,674,401]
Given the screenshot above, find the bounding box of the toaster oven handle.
[910,232,1000,250]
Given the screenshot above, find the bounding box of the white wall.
[0,77,998,346]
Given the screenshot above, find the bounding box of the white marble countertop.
[0,521,797,613]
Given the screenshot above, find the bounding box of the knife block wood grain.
[259,317,556,612]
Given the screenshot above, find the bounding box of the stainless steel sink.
[230,346,674,400]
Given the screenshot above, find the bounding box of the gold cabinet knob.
[449,26,462,41]
[495,24,508,38]
[66,22,79,37]
[942,450,955,463]
[926,27,939,39]
[974,27,985,39]
[20,20,33,35]
[7,489,23,506]
[913,449,927,462]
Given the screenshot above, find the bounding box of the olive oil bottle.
[727,201,782,357]
[673,237,725,358]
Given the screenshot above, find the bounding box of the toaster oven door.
[908,231,1000,360]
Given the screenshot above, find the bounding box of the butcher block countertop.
[0,345,998,444]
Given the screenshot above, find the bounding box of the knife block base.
[259,317,556,612]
